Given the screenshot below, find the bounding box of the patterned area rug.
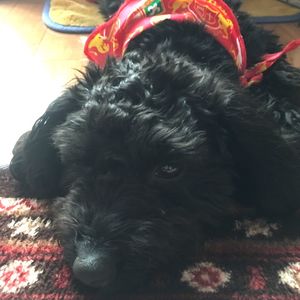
[1,167,300,299]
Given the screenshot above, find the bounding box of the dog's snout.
[72,254,116,287]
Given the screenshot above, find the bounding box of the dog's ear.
[217,93,300,215]
[10,90,83,198]
[9,64,101,198]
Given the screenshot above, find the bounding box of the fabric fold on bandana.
[84,0,247,71]
[84,0,300,88]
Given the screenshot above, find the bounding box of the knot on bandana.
[84,0,300,88]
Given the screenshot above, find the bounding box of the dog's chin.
[100,276,147,294]
[74,267,149,294]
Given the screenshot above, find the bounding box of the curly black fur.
[10,0,300,293]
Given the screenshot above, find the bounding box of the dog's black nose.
[72,254,116,287]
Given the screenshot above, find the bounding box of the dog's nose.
[72,254,116,287]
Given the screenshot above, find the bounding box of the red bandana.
[84,0,300,87]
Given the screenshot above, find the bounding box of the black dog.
[9,0,300,293]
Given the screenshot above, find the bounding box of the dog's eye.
[154,163,181,179]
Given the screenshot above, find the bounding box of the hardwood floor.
[0,0,299,165]
[0,0,88,166]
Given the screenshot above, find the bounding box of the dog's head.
[47,51,300,291]
[51,56,238,291]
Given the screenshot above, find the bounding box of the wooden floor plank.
[35,31,87,61]
[0,0,18,18]
[0,0,47,55]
